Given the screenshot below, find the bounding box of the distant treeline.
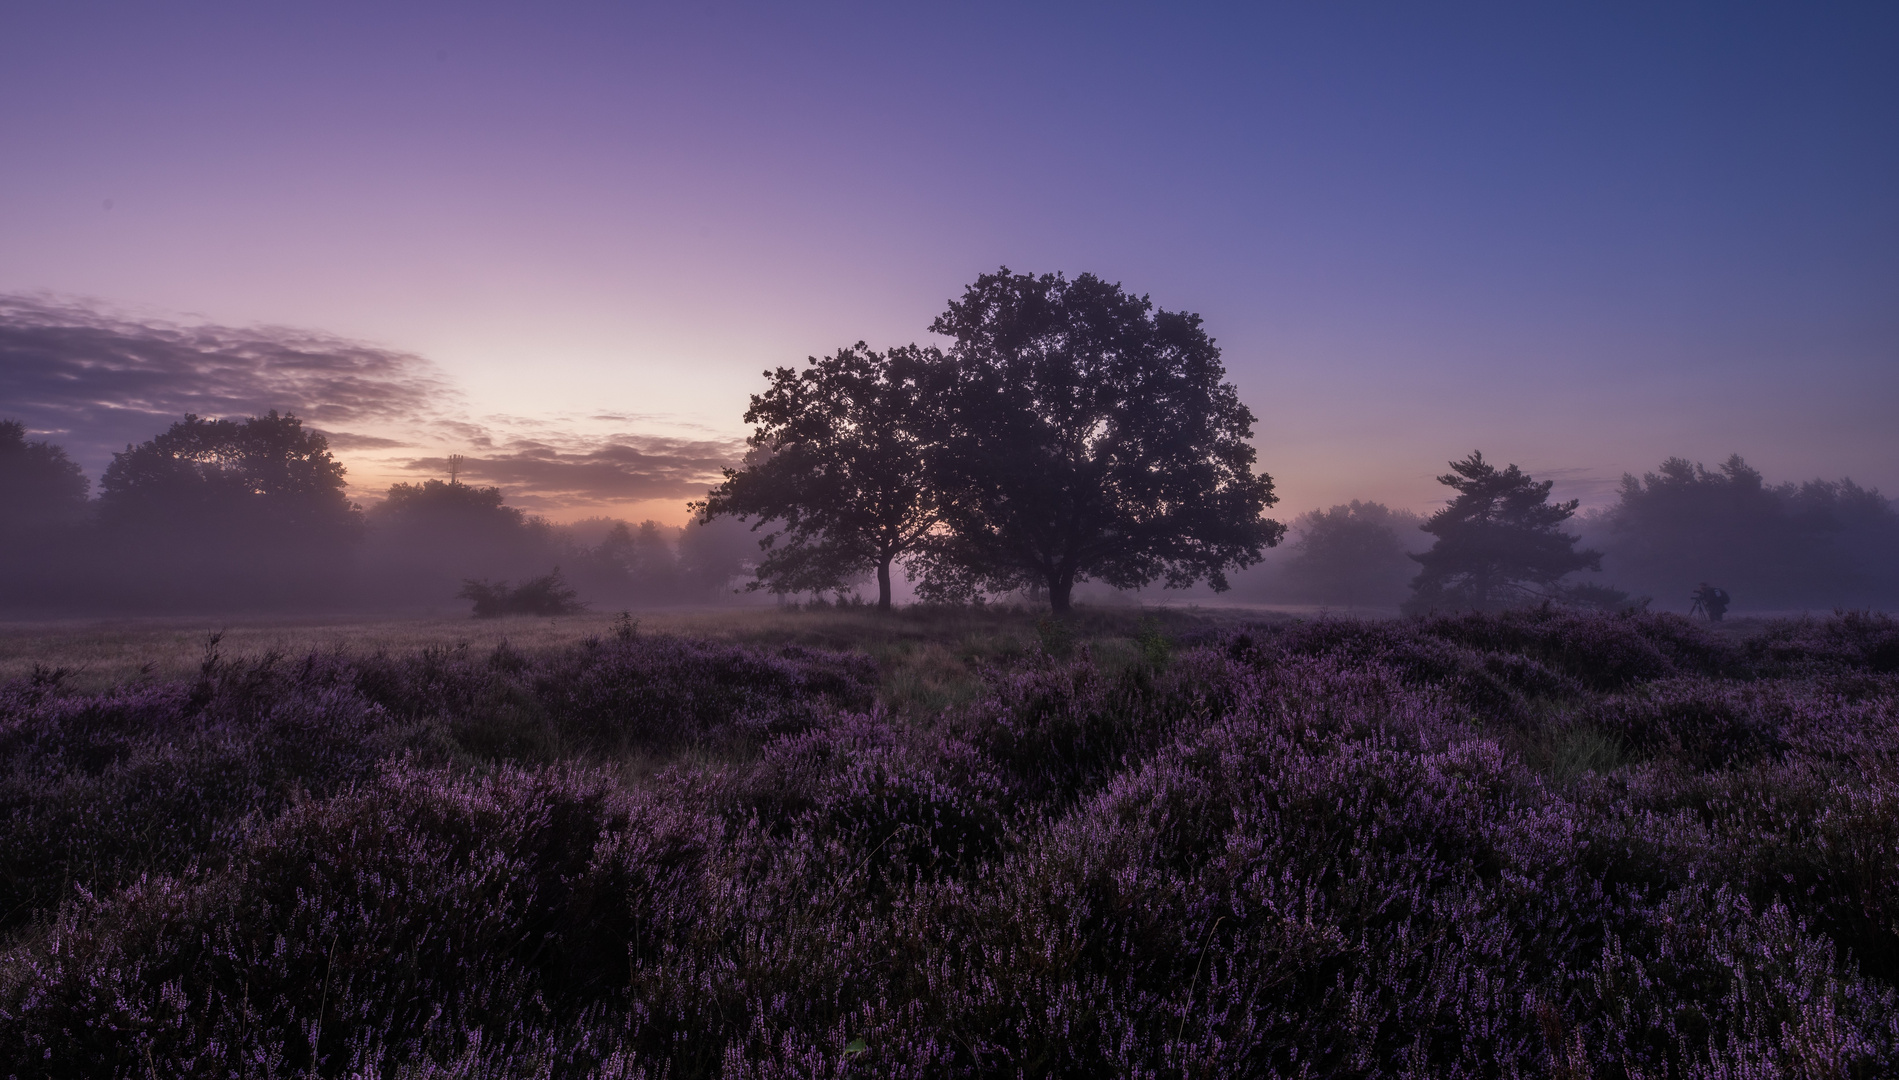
[1237,455,1898,613]
[4,413,1893,616]
[0,415,755,614]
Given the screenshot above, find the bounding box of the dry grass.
[0,602,1293,703]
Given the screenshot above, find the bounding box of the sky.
[3,1,1895,525]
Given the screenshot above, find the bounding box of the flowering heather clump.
[3,611,1898,1076]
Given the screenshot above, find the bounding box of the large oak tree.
[919,269,1282,613]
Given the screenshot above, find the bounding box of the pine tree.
[1404,451,1600,614]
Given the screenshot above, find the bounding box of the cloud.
[404,433,743,510]
[0,294,453,474]
[0,294,747,516]
[320,431,413,450]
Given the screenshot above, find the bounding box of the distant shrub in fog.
[457,567,584,616]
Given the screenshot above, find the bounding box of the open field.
[4,606,1898,1076]
[0,603,1291,709]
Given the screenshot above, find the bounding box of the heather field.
[3,608,1898,1078]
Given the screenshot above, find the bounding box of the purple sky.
[3,2,1894,524]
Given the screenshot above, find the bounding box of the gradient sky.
[3,1,1895,524]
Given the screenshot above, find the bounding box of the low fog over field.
[0,413,761,616]
[4,293,1894,618]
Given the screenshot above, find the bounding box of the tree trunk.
[876,559,893,611]
[1048,572,1073,614]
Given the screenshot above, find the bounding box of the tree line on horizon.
[2,267,1894,617]
[1247,452,1899,614]
[0,414,755,614]
[4,412,1894,617]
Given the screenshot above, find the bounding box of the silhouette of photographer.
[1690,582,1730,622]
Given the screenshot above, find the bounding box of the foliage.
[5,611,1899,1075]
[1279,500,1420,607]
[697,343,946,610]
[587,519,681,596]
[98,411,359,541]
[1605,454,1899,609]
[918,269,1284,613]
[1406,451,1604,615]
[54,412,365,609]
[368,477,552,598]
[457,568,585,617]
[380,476,528,529]
[0,419,89,539]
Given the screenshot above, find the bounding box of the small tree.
[921,269,1282,613]
[1404,451,1600,614]
[695,343,945,610]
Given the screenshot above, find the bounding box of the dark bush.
[458,567,585,616]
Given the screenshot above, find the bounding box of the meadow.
[2,605,1896,1077]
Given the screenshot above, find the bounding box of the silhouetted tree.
[86,412,360,608]
[1405,451,1600,614]
[378,477,530,535]
[1604,455,1898,609]
[0,420,89,539]
[697,343,946,610]
[676,515,756,595]
[99,412,360,542]
[366,477,555,605]
[1281,501,1421,607]
[919,269,1282,613]
[590,520,682,597]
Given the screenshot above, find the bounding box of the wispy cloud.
[0,294,452,470]
[406,433,742,511]
[0,295,743,516]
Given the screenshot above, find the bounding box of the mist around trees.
[0,414,758,616]
[3,266,1896,619]
[1588,455,1899,612]
[1224,453,1899,615]
[4,409,1895,617]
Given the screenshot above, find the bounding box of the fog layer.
[4,408,1894,618]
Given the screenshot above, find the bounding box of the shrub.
[4,610,1898,1075]
[458,567,585,617]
